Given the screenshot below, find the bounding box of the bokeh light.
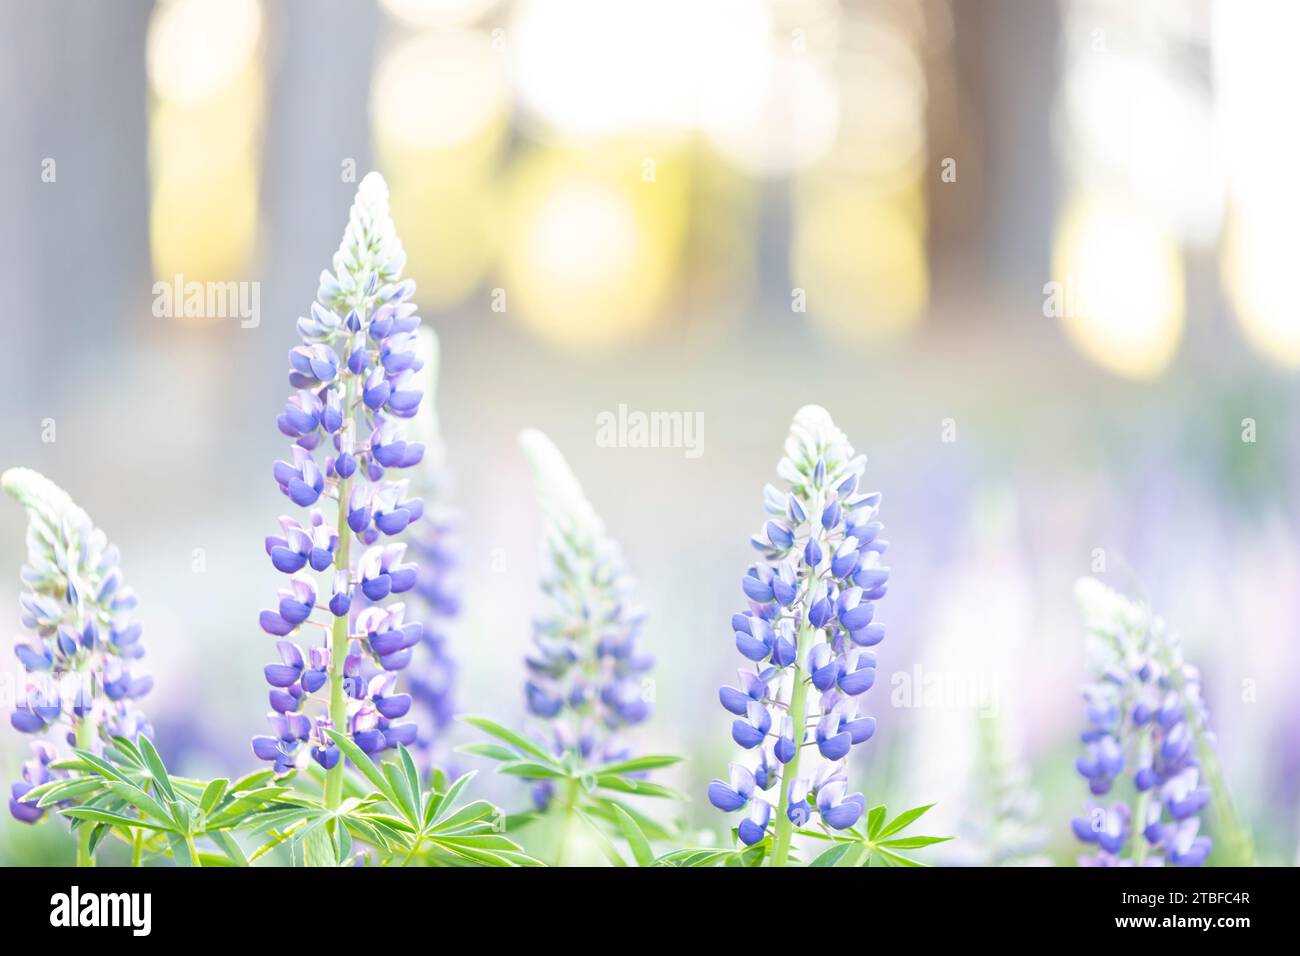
[792,180,928,342]
[372,27,511,308]
[498,151,682,351]
[1212,0,1300,368]
[146,0,264,286]
[1051,196,1185,380]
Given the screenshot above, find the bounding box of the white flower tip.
[518,429,603,540]
[793,404,834,431]
[1,467,90,528]
[787,404,856,466]
[356,170,390,204]
[1075,576,1147,633]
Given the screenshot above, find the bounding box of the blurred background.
[1,0,1297,865]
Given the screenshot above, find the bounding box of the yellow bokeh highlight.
[1222,209,1300,369]
[1051,197,1185,380]
[498,149,685,352]
[147,0,262,105]
[147,0,263,287]
[150,164,259,283]
[372,29,512,309]
[792,178,928,343]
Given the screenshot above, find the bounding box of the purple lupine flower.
[518,429,653,811]
[707,406,890,855]
[251,173,428,776]
[400,328,459,769]
[2,468,152,822]
[1071,578,1214,867]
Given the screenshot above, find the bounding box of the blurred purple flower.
[517,429,653,809]
[1071,579,1214,867]
[2,468,152,822]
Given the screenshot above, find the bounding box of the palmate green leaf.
[87,822,114,856]
[398,746,422,813]
[576,809,627,867]
[242,805,324,838]
[609,803,654,866]
[460,715,560,766]
[166,832,195,867]
[878,835,953,850]
[427,770,478,825]
[62,807,173,832]
[230,768,278,793]
[383,762,419,824]
[866,805,887,839]
[877,803,935,840]
[594,775,685,800]
[875,847,926,867]
[591,754,684,776]
[652,847,734,867]
[430,798,500,835]
[68,749,131,783]
[809,842,857,867]
[454,742,518,762]
[27,776,107,807]
[205,786,297,829]
[324,729,403,809]
[210,830,249,866]
[136,736,178,802]
[496,760,569,780]
[586,798,676,842]
[200,779,230,816]
[103,781,175,830]
[729,841,768,867]
[108,735,146,767]
[493,809,541,834]
[303,821,340,867]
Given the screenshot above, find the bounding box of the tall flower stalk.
[252,172,427,813]
[708,406,890,866]
[3,468,152,865]
[517,429,653,849]
[1071,578,1249,866]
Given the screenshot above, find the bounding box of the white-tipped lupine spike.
[1,467,90,530]
[517,428,650,773]
[332,171,407,290]
[780,405,862,488]
[1074,577,1150,637]
[518,428,605,544]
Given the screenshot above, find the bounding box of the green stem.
[1132,789,1150,865]
[74,717,96,868]
[131,831,143,867]
[553,778,580,867]
[186,834,202,868]
[400,835,425,867]
[323,374,356,813]
[770,622,812,868]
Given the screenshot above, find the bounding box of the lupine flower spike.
[252,172,428,811]
[517,429,654,812]
[403,327,460,768]
[709,406,890,866]
[3,468,151,831]
[1071,578,1221,867]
